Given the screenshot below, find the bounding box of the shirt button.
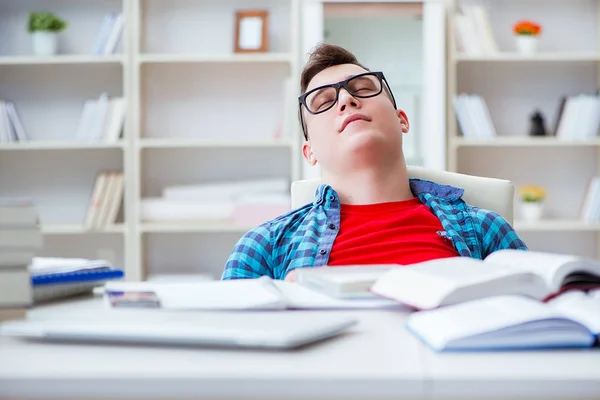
[329,195,335,201]
[319,249,327,255]
[328,223,336,230]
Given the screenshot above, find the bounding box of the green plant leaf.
[27,11,67,33]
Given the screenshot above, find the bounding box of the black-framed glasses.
[298,71,397,139]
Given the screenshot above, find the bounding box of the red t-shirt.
[327,197,459,266]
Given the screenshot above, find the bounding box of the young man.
[222,43,527,281]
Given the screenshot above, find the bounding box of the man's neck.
[323,161,414,205]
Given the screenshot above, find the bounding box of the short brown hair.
[300,43,369,94]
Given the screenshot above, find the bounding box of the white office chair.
[291,166,514,224]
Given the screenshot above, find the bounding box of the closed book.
[296,265,393,299]
[0,268,31,307]
[370,250,600,310]
[406,292,599,351]
[0,228,43,249]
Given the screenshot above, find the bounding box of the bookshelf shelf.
[138,138,293,149]
[138,53,293,64]
[514,220,600,232]
[140,223,255,234]
[452,137,600,148]
[42,224,126,235]
[448,0,600,260]
[0,141,126,151]
[0,55,125,66]
[455,52,600,63]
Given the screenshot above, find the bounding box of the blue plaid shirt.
[222,179,528,280]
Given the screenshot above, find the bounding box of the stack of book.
[295,250,600,351]
[74,93,126,143]
[140,178,291,225]
[84,171,125,229]
[0,100,27,143]
[0,198,42,321]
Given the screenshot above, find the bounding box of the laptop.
[0,311,357,350]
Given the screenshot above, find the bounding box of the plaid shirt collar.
[312,178,465,207]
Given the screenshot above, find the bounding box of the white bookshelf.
[128,0,302,280]
[0,0,131,269]
[447,0,600,259]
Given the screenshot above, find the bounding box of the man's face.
[301,64,409,173]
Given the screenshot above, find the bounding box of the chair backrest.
[291,166,514,224]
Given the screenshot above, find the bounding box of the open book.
[104,277,405,311]
[370,250,600,310]
[406,291,600,351]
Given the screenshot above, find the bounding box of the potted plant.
[518,184,546,221]
[28,12,67,56]
[513,20,542,55]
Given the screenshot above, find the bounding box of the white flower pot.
[31,31,58,56]
[515,35,538,55]
[520,202,544,222]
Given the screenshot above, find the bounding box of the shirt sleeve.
[221,223,273,280]
[472,207,528,257]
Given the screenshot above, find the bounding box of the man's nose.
[337,88,360,112]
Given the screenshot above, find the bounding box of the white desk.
[0,297,599,400]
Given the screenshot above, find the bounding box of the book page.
[269,280,407,310]
[484,250,586,292]
[105,279,286,310]
[547,290,600,335]
[406,295,570,351]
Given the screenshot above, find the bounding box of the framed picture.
[234,10,269,53]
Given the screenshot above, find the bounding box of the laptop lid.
[0,312,357,350]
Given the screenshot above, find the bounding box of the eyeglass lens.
[306,74,382,114]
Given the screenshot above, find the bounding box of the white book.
[453,95,473,137]
[370,250,600,310]
[579,177,600,222]
[104,277,403,311]
[93,13,116,55]
[0,228,43,249]
[84,172,109,228]
[162,178,289,202]
[140,198,234,222]
[103,172,124,225]
[0,268,31,307]
[74,100,97,141]
[453,14,484,55]
[474,95,496,137]
[102,13,124,54]
[469,5,499,54]
[556,96,578,140]
[87,93,110,141]
[95,172,117,227]
[6,102,27,141]
[406,294,599,352]
[102,97,126,142]
[0,101,9,143]
[296,265,394,298]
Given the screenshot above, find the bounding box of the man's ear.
[302,141,317,166]
[397,109,410,134]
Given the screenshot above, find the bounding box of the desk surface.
[1,296,599,400]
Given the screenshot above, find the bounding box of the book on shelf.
[555,94,600,140]
[579,176,600,222]
[141,178,291,225]
[0,100,27,143]
[369,249,600,310]
[84,171,124,229]
[75,93,126,143]
[0,198,42,319]
[92,12,124,55]
[406,292,599,351]
[453,1,499,56]
[453,93,496,138]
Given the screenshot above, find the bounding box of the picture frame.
[234,10,269,53]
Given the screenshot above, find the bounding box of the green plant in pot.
[28,12,67,56]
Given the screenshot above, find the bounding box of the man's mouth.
[340,113,371,132]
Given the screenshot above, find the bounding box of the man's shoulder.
[464,204,511,229]
[242,202,314,238]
